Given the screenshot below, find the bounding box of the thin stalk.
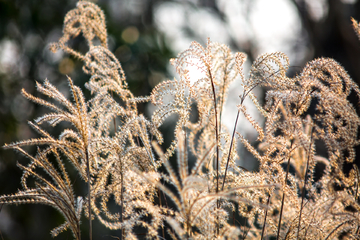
[209,69,220,195]
[222,82,260,191]
[85,149,92,240]
[276,141,294,240]
[260,195,271,240]
[120,162,124,239]
[208,64,220,236]
[221,109,240,191]
[297,126,314,238]
[222,60,288,194]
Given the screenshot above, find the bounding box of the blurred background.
[1,0,360,239]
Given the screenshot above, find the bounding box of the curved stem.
[276,141,294,240]
[221,109,240,191]
[209,70,219,195]
[208,63,220,236]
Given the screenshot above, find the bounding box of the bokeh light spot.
[121,26,139,44]
[58,58,74,75]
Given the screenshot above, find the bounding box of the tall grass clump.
[1,1,360,239]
